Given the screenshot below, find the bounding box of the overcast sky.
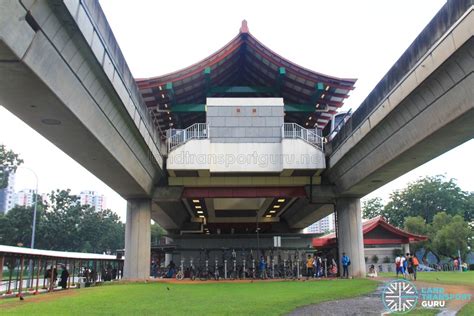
[1,0,472,221]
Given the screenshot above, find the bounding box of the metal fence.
[282,123,324,151]
[167,123,209,152]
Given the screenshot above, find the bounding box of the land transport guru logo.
[381,279,472,314]
[382,279,418,314]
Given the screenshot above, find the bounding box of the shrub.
[372,255,379,264]
[392,248,403,258]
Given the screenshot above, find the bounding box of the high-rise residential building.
[0,172,16,214]
[79,190,106,211]
[304,213,335,234]
[14,188,36,208]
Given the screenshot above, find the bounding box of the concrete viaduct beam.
[327,6,474,197]
[0,0,165,198]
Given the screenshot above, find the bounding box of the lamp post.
[18,167,39,288]
[18,167,39,249]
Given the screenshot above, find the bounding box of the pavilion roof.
[312,216,428,248]
[0,245,121,261]
[136,21,356,137]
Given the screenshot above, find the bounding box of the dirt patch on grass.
[1,289,79,310]
[141,277,339,285]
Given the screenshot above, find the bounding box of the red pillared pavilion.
[312,216,428,249]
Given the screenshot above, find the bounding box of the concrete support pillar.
[402,243,410,255]
[337,198,366,278]
[124,199,151,280]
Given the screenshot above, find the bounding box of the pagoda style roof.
[136,21,356,136]
[312,216,428,248]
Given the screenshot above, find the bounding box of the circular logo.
[382,279,418,314]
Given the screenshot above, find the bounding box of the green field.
[458,301,474,316]
[2,279,378,315]
[378,271,474,287]
[407,308,440,316]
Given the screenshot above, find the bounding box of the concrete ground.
[287,277,474,316]
[287,282,386,316]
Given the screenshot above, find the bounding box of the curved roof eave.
[136,20,356,89]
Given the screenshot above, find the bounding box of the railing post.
[35,258,41,294]
[18,256,24,297]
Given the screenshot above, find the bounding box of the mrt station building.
[132,21,364,276]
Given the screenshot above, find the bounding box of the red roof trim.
[311,216,427,248]
[137,22,356,89]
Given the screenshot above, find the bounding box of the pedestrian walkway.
[287,283,386,316]
[288,277,473,316]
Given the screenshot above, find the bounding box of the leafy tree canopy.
[362,197,384,220]
[0,144,23,189]
[404,213,473,261]
[363,175,472,227]
[0,189,124,254]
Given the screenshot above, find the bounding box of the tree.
[40,189,84,251]
[362,197,384,219]
[404,216,430,260]
[384,175,472,227]
[403,213,473,262]
[0,196,46,247]
[151,222,166,245]
[0,144,23,189]
[40,189,125,253]
[430,213,472,259]
[404,216,428,236]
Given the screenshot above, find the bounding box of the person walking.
[402,254,409,278]
[341,253,350,278]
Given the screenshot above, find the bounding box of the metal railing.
[167,123,209,152]
[282,123,324,151]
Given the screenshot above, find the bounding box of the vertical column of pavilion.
[336,198,366,277]
[124,199,151,280]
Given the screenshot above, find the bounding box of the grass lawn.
[2,279,378,315]
[458,301,474,316]
[406,308,440,316]
[378,271,474,287]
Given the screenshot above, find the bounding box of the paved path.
[287,283,386,316]
[288,278,473,316]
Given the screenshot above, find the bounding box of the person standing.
[407,254,414,280]
[59,265,69,289]
[306,255,314,279]
[259,256,267,279]
[395,255,402,278]
[341,253,350,278]
[412,254,419,281]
